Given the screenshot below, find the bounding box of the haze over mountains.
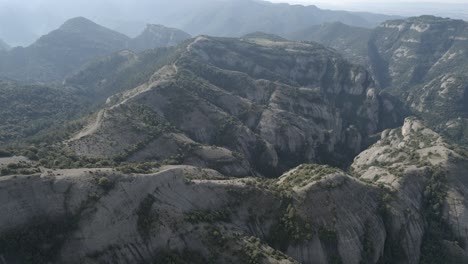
[0,0,399,47]
[0,17,191,82]
[1,1,468,263]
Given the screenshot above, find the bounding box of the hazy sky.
[0,0,466,46]
[268,0,468,4]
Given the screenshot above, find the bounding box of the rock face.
[67,36,402,177]
[1,118,467,264]
[352,117,468,263]
[293,16,468,146]
[367,16,468,144]
[129,24,191,52]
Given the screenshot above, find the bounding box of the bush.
[97,177,113,191]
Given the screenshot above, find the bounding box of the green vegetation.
[112,105,176,163]
[0,216,78,264]
[267,194,313,251]
[419,168,464,264]
[319,227,343,264]
[0,162,40,176]
[239,237,265,264]
[360,224,375,264]
[282,164,341,188]
[67,46,183,101]
[17,144,113,169]
[150,249,207,264]
[136,194,159,241]
[97,176,113,191]
[204,226,228,249]
[376,191,407,264]
[0,17,130,82]
[116,162,159,174]
[0,81,91,145]
[184,209,230,224]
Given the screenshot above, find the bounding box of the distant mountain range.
[0,0,399,47]
[288,22,371,65]
[149,0,399,38]
[0,17,191,82]
[2,15,468,264]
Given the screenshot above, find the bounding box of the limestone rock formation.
[1,118,467,263]
[67,36,402,177]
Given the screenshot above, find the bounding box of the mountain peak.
[59,17,100,31]
[129,24,191,52]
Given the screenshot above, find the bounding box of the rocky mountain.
[0,45,192,146]
[0,17,191,82]
[368,16,468,145]
[129,24,191,52]
[0,0,399,46]
[287,22,371,66]
[1,117,467,263]
[292,16,468,146]
[1,12,467,264]
[65,35,403,177]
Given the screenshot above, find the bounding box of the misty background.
[0,0,467,47]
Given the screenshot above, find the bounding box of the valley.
[0,3,467,263]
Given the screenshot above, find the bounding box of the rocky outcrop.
[67,36,402,177]
[352,117,468,263]
[292,16,468,147]
[2,118,468,263]
[0,165,387,264]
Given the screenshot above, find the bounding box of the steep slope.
[352,117,468,263]
[292,16,468,146]
[0,17,191,82]
[368,16,468,90]
[1,117,467,264]
[67,36,403,177]
[0,17,130,82]
[129,24,191,52]
[64,46,184,100]
[367,16,468,143]
[0,81,92,145]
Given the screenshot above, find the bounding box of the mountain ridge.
[292,15,468,146]
[0,0,400,46]
[65,35,403,177]
[0,17,191,82]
